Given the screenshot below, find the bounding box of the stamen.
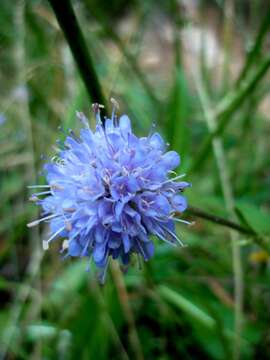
[92,103,104,125]
[100,123,115,155]
[62,239,69,250]
[163,174,186,184]
[81,237,91,258]
[171,217,194,226]
[136,240,150,259]
[98,256,110,284]
[159,224,184,246]
[27,185,51,189]
[56,139,63,146]
[51,180,72,187]
[154,229,178,247]
[29,195,39,202]
[110,97,119,109]
[51,184,64,190]
[27,213,60,228]
[68,229,81,242]
[69,129,80,142]
[65,221,72,231]
[63,207,76,213]
[43,240,49,250]
[147,122,157,139]
[31,190,52,197]
[110,98,119,126]
[51,156,66,166]
[52,145,63,153]
[57,125,68,135]
[43,225,66,250]
[152,216,169,223]
[40,154,49,161]
[76,111,90,128]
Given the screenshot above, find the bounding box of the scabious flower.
[28,102,190,282]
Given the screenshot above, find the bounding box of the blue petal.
[115,201,124,220]
[145,241,155,259]
[149,132,165,151]
[98,200,114,221]
[122,233,131,253]
[153,194,171,216]
[137,239,154,260]
[126,176,140,193]
[93,243,106,263]
[161,151,180,170]
[80,128,94,146]
[171,195,187,212]
[105,118,114,133]
[119,115,131,137]
[69,240,82,256]
[108,235,121,249]
[95,226,106,244]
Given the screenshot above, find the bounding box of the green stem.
[47,0,107,109]
[236,6,270,85]
[221,0,234,91]
[187,206,253,235]
[111,262,144,360]
[216,54,270,120]
[190,54,270,173]
[194,73,243,360]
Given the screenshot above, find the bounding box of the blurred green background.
[1,0,270,359]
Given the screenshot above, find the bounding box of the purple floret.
[28,103,190,282]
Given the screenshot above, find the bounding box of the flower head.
[28,102,190,282]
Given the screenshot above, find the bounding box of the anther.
[51,184,64,190]
[63,207,76,213]
[43,240,49,250]
[76,111,89,128]
[62,239,69,250]
[65,221,72,231]
[92,103,104,124]
[29,195,39,202]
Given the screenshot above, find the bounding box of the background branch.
[187,206,253,235]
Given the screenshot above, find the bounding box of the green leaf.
[236,202,270,235]
[47,261,88,307]
[166,67,190,167]
[158,285,216,329]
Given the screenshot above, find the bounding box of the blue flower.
[28,102,190,282]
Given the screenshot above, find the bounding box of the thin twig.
[193,69,243,360]
[110,262,144,360]
[187,206,270,252]
[187,206,253,235]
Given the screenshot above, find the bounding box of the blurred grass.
[1,0,270,359]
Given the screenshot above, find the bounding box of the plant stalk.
[47,0,107,109]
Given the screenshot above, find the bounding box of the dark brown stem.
[47,0,107,113]
[187,206,254,235]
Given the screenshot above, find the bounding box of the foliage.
[1,0,270,359]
